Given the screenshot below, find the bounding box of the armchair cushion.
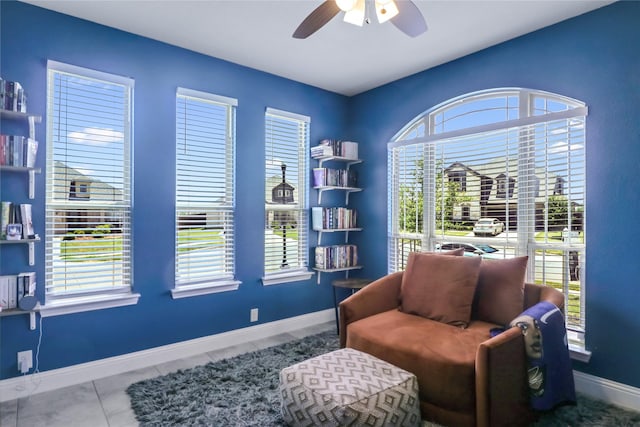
[472,256,528,326]
[400,252,481,328]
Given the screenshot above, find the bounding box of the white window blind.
[175,88,237,290]
[388,89,587,346]
[263,108,311,283]
[45,61,133,299]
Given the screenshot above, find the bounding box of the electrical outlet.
[250,308,259,322]
[17,350,32,374]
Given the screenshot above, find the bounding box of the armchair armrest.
[338,271,403,348]
[524,282,564,311]
[475,326,533,427]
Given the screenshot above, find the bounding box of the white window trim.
[174,88,239,294]
[388,88,589,357]
[265,107,310,123]
[171,280,241,299]
[39,292,140,317]
[261,269,315,286]
[176,87,238,107]
[44,61,135,312]
[262,107,312,285]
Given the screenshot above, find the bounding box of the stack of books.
[0,78,27,113]
[311,207,358,230]
[314,245,358,270]
[311,139,359,160]
[0,135,38,167]
[312,167,358,188]
[311,144,333,159]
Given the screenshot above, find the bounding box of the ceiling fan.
[293,0,427,39]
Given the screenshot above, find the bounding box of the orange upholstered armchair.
[339,252,564,427]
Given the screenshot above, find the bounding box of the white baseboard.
[3,312,639,413]
[0,309,333,402]
[574,370,640,412]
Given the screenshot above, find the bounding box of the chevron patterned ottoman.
[279,348,421,427]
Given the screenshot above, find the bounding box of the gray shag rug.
[127,330,640,426]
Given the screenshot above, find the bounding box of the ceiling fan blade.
[391,0,427,37]
[293,1,341,39]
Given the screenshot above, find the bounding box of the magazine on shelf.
[312,168,326,187]
[311,207,323,231]
[310,145,333,159]
[20,203,35,239]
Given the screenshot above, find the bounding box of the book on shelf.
[313,139,359,160]
[0,201,10,239]
[0,135,38,167]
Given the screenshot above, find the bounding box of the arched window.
[387,88,587,351]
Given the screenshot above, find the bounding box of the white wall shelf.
[312,265,363,285]
[316,228,362,245]
[312,145,362,285]
[0,237,40,266]
[0,166,42,199]
[314,186,361,205]
[1,105,41,329]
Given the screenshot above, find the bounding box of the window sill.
[261,269,314,286]
[569,343,592,363]
[171,280,241,299]
[40,293,141,317]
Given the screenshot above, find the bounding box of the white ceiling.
[22,0,613,96]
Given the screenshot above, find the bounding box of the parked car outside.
[436,242,503,259]
[473,217,505,236]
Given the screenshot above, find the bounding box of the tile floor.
[0,322,333,427]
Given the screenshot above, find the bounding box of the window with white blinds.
[174,88,239,295]
[45,61,133,300]
[263,108,312,285]
[388,89,587,349]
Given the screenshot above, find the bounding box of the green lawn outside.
[60,236,123,261]
[61,229,225,260]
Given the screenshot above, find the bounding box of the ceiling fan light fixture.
[335,0,356,12]
[343,0,365,26]
[375,0,399,24]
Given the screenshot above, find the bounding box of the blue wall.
[2,0,640,391]
[349,1,640,389]
[0,1,349,380]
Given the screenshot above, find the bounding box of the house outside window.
[44,61,138,314]
[262,108,313,285]
[388,88,587,354]
[173,88,240,298]
[69,180,90,200]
